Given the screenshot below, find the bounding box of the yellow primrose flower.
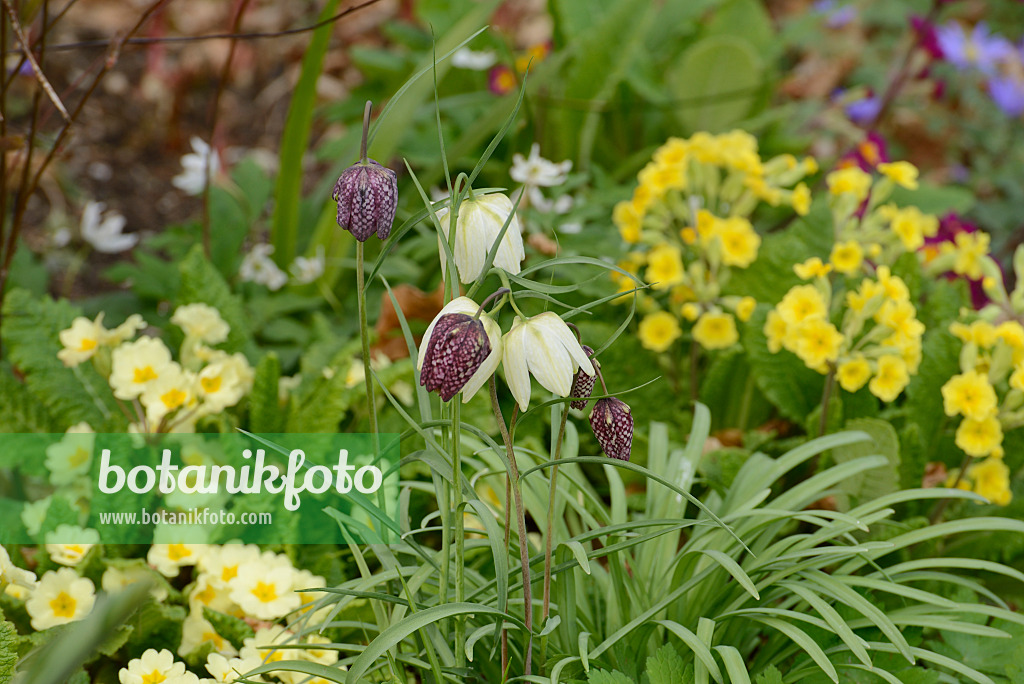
[44,525,100,567]
[718,217,760,267]
[57,314,106,367]
[692,312,739,350]
[846,278,884,314]
[875,266,910,302]
[695,209,718,243]
[109,337,174,400]
[614,201,642,243]
[877,161,919,189]
[886,205,938,251]
[638,160,686,195]
[777,285,827,325]
[941,369,998,420]
[826,167,872,201]
[653,137,689,167]
[968,456,1012,505]
[764,310,788,353]
[118,648,188,684]
[639,311,682,352]
[171,303,230,344]
[950,320,998,347]
[645,244,685,290]
[196,354,254,413]
[955,413,1003,458]
[793,257,832,280]
[735,296,757,322]
[792,183,811,216]
[148,543,204,578]
[230,563,301,620]
[140,365,197,425]
[1011,365,1024,392]
[868,354,909,402]
[830,240,863,276]
[837,356,871,392]
[794,318,844,369]
[681,303,701,322]
[179,610,238,659]
[950,231,990,280]
[996,321,1024,351]
[26,568,95,631]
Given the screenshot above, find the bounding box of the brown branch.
[2,0,385,54]
[0,0,82,101]
[1,0,70,122]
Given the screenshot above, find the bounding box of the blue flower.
[988,44,1024,117]
[845,96,882,124]
[813,0,857,29]
[936,22,1012,73]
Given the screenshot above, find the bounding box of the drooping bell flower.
[569,345,597,410]
[502,312,594,411]
[417,297,503,402]
[333,101,398,242]
[333,159,398,242]
[435,192,525,284]
[589,397,633,461]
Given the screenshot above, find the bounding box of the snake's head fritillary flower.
[419,313,492,401]
[435,192,525,284]
[589,397,633,461]
[569,345,597,410]
[417,297,503,403]
[502,312,594,412]
[333,159,398,242]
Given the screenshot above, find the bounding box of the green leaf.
[589,670,636,684]
[646,643,688,684]
[741,306,823,422]
[177,245,256,359]
[202,607,255,651]
[0,363,59,432]
[1,289,117,429]
[832,417,901,506]
[753,665,783,684]
[270,0,343,266]
[667,35,763,133]
[0,608,17,684]
[248,353,283,432]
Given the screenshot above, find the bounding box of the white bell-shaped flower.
[417,296,503,402]
[502,312,595,411]
[435,193,525,284]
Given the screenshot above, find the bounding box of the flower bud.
[569,345,597,410]
[333,159,398,242]
[589,397,633,461]
[420,313,492,401]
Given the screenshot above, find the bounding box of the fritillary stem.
[490,377,533,676]
[453,397,466,667]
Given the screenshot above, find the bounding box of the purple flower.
[813,0,857,28]
[990,74,1024,116]
[569,345,597,410]
[589,398,633,461]
[936,22,1013,73]
[845,95,882,125]
[333,159,398,242]
[419,313,492,401]
[911,15,943,60]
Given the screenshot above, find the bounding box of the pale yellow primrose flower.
[118,648,189,684]
[196,354,253,413]
[435,193,525,283]
[44,424,95,487]
[206,653,268,684]
[44,525,100,566]
[502,312,595,411]
[0,545,37,591]
[26,567,95,630]
[179,609,238,658]
[109,336,174,400]
[171,303,230,344]
[101,564,168,601]
[57,314,106,367]
[230,562,302,620]
[417,296,503,402]
[148,542,204,578]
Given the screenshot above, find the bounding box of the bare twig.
[202,0,254,258]
[2,0,385,54]
[1,0,70,122]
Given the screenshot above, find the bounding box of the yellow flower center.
[80,338,97,352]
[49,591,77,618]
[133,366,158,383]
[160,388,187,410]
[141,671,167,684]
[68,447,89,469]
[251,581,279,603]
[167,543,191,562]
[201,375,222,394]
[221,565,238,582]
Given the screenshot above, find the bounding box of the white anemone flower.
[451,47,497,70]
[240,244,288,291]
[510,143,572,187]
[416,296,503,402]
[435,193,525,284]
[172,136,221,195]
[289,246,326,284]
[502,312,594,411]
[81,201,138,253]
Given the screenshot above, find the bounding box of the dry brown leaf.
[373,282,445,360]
[922,461,948,489]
